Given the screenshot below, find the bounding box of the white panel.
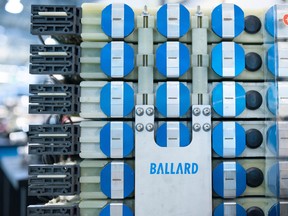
[166,82,180,117]
[110,82,124,117]
[223,162,236,198]
[166,122,180,147]
[110,203,123,216]
[222,42,235,77]
[166,42,180,77]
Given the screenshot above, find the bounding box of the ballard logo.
[150,162,199,175]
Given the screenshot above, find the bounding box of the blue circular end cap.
[100,42,134,78]
[211,42,245,77]
[212,82,246,117]
[156,42,190,78]
[156,122,190,147]
[156,82,190,117]
[211,4,244,38]
[156,4,190,38]
[100,204,134,216]
[266,84,277,115]
[267,45,277,76]
[212,122,246,157]
[100,82,135,117]
[100,162,135,198]
[213,162,246,198]
[213,203,246,216]
[267,124,277,155]
[265,6,276,37]
[100,122,134,158]
[101,4,135,38]
[267,163,280,197]
[268,203,280,216]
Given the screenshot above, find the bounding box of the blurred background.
[0,0,287,216]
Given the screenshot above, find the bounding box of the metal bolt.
[203,123,211,132]
[203,107,211,116]
[146,123,154,132]
[193,123,201,132]
[136,123,144,132]
[136,107,144,116]
[193,107,201,116]
[146,107,154,116]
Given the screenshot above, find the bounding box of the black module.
[246,129,263,149]
[246,206,265,216]
[245,52,262,72]
[245,15,262,34]
[246,90,263,110]
[246,167,264,188]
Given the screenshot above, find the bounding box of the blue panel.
[268,203,280,216]
[101,4,134,38]
[100,42,135,77]
[100,83,111,117]
[267,163,280,197]
[100,204,134,216]
[267,44,277,76]
[211,4,223,37]
[212,82,246,117]
[100,122,134,158]
[234,4,245,37]
[265,6,275,37]
[212,122,246,157]
[100,82,134,117]
[156,4,190,38]
[156,42,190,78]
[213,162,246,198]
[124,4,135,37]
[100,162,135,198]
[211,42,245,77]
[266,84,278,115]
[267,124,277,155]
[156,122,190,147]
[213,203,246,216]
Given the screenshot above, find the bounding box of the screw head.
[203,107,211,116]
[193,107,201,116]
[136,123,144,132]
[203,123,211,132]
[136,107,144,116]
[193,123,201,132]
[146,107,154,116]
[146,123,154,132]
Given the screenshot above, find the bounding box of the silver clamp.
[110,122,124,158]
[166,82,180,117]
[223,202,237,216]
[110,82,124,117]
[278,122,288,157]
[166,122,180,147]
[222,3,235,38]
[277,42,288,77]
[279,161,288,198]
[223,122,236,158]
[222,42,235,77]
[166,42,180,77]
[278,82,288,118]
[223,162,236,198]
[222,82,236,117]
[111,42,124,77]
[167,4,180,38]
[111,4,125,38]
[111,162,124,199]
